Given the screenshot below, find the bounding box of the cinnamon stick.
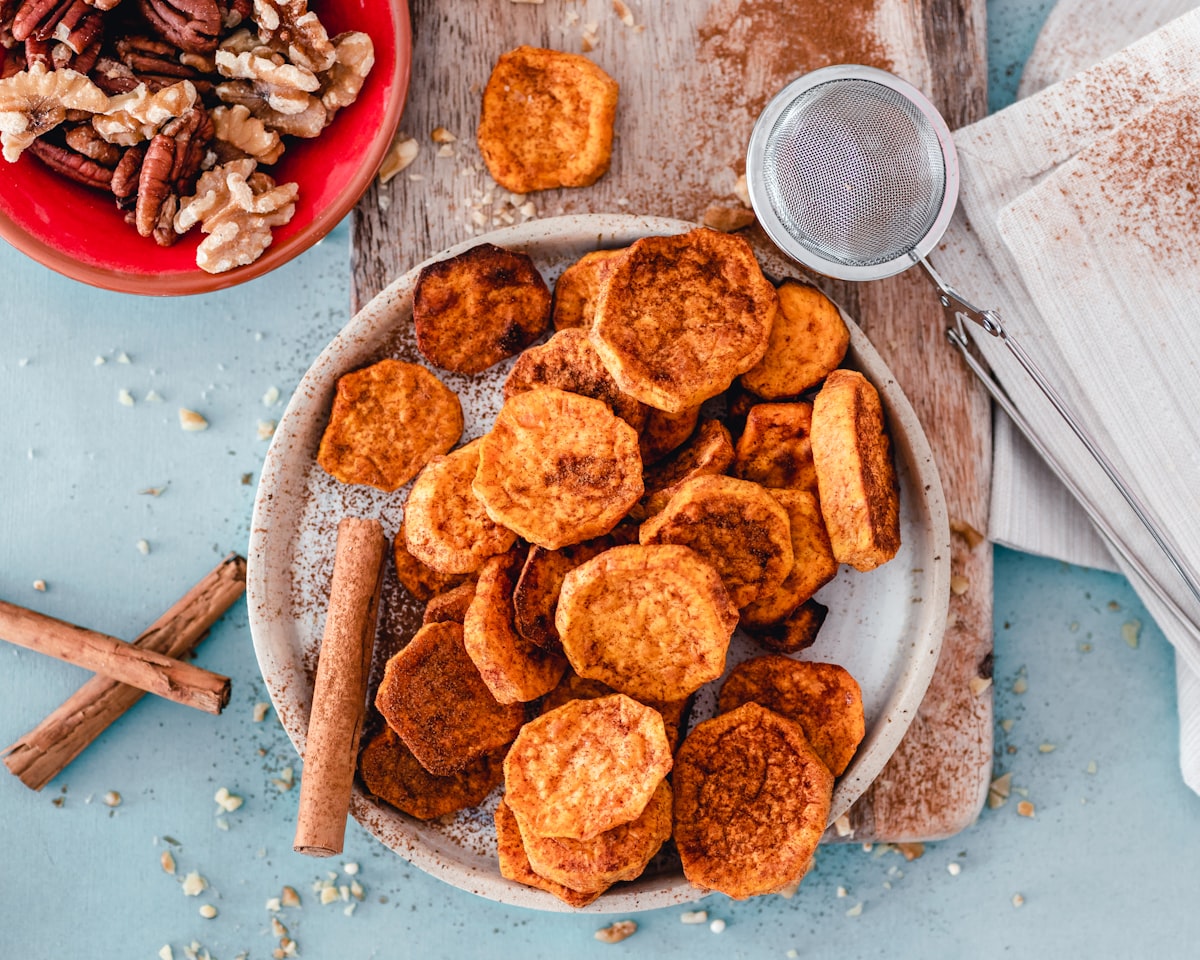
[294,518,387,857]
[2,554,246,790]
[0,599,231,714]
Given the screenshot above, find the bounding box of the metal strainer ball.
[746,65,959,281]
[746,63,1200,628]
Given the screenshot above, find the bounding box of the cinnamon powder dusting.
[1080,91,1200,260]
[697,0,891,122]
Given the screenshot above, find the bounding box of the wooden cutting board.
[351,0,993,842]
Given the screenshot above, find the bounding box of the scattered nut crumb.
[595,920,637,943]
[1086,760,1098,774]
[1012,676,1028,694]
[950,574,970,595]
[349,879,364,900]
[1016,800,1035,818]
[709,918,726,934]
[145,390,163,402]
[947,862,962,876]
[118,388,135,407]
[182,871,208,896]
[1122,620,1141,648]
[701,204,756,232]
[179,409,209,432]
[612,0,635,26]
[139,485,167,496]
[431,126,457,143]
[281,886,301,908]
[103,790,122,807]
[253,702,270,723]
[117,351,131,364]
[33,579,47,591]
[1000,718,1014,732]
[161,850,176,874]
[241,473,254,485]
[159,947,173,960]
[969,675,992,697]
[343,862,360,876]
[680,910,707,924]
[214,787,244,813]
[320,886,340,905]
[581,20,600,51]
[988,772,1013,809]
[199,904,218,919]
[137,539,151,556]
[272,766,295,791]
[343,902,357,917]
[265,897,282,912]
[836,885,848,898]
[262,386,280,406]
[949,518,986,548]
[258,419,277,440]
[1012,893,1025,908]
[896,842,925,861]
[1107,600,1121,611]
[272,917,288,937]
[845,902,864,917]
[95,356,107,366]
[1079,642,1092,652]
[1038,743,1056,753]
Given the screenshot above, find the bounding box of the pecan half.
[160,103,211,190]
[28,135,113,187]
[110,139,144,197]
[13,0,102,54]
[137,0,220,54]
[25,32,101,72]
[134,130,173,234]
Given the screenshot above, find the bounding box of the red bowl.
[0,1,411,296]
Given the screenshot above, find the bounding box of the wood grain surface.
[351,0,993,842]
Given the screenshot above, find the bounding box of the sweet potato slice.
[374,621,525,775]
[673,701,832,899]
[463,547,567,704]
[552,248,626,330]
[740,279,849,399]
[810,369,901,571]
[317,358,462,491]
[732,401,817,492]
[717,656,865,777]
[495,798,607,907]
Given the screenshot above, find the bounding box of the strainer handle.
[920,256,1200,615]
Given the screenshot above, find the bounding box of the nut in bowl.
[247,214,950,912]
[0,0,411,295]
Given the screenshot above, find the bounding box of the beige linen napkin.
[930,9,1200,790]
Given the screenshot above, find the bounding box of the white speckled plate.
[247,214,950,913]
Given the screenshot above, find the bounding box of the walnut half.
[174,157,297,273]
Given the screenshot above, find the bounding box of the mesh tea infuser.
[745,64,1200,617]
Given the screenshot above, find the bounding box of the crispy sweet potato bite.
[811,369,901,571]
[503,693,672,841]
[551,248,626,330]
[359,727,504,820]
[413,242,551,375]
[478,45,619,194]
[473,387,643,550]
[718,656,865,777]
[316,359,462,492]
[374,621,525,775]
[404,438,518,575]
[673,701,833,899]
[639,475,794,609]
[590,228,778,413]
[740,280,849,399]
[556,544,738,701]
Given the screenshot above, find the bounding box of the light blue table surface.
[4,3,1199,958]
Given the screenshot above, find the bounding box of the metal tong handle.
[917,255,1200,630]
